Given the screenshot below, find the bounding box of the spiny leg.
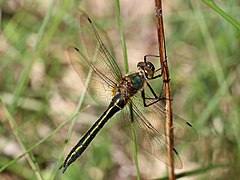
[142,55,172,107]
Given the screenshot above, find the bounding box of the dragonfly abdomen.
[60,94,126,173]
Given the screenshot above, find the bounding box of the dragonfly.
[59,13,198,173]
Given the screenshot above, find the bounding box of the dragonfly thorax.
[137,61,155,80]
[112,72,146,98]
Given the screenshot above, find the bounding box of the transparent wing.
[120,100,182,169]
[68,47,115,105]
[80,13,122,82]
[119,94,198,168]
[132,94,199,142]
[68,14,123,105]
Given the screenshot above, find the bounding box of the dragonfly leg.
[152,73,162,79]
[144,54,160,63]
[146,81,158,99]
[144,54,163,79]
[143,55,173,104]
[141,86,166,107]
[142,80,174,107]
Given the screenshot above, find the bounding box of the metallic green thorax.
[113,72,145,98]
[126,73,145,95]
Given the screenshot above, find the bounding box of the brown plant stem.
[154,0,175,179]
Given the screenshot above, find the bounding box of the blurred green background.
[0,0,239,179]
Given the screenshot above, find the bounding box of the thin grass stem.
[115,1,141,179]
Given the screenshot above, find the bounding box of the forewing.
[79,14,122,83]
[67,14,123,105]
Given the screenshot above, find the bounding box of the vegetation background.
[0,0,239,179]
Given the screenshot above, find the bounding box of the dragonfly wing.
[67,46,115,105]
[67,14,122,105]
[120,99,183,169]
[131,94,199,142]
[79,14,122,83]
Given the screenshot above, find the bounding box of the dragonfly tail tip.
[59,163,68,173]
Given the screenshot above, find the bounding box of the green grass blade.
[1,97,43,179]
[9,0,58,114]
[115,1,140,179]
[115,0,129,73]
[155,163,229,180]
[0,102,88,173]
[129,103,141,180]
[201,0,240,30]
[49,61,94,179]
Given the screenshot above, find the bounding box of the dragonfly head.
[137,61,155,80]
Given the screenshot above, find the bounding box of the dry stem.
[154,0,175,179]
